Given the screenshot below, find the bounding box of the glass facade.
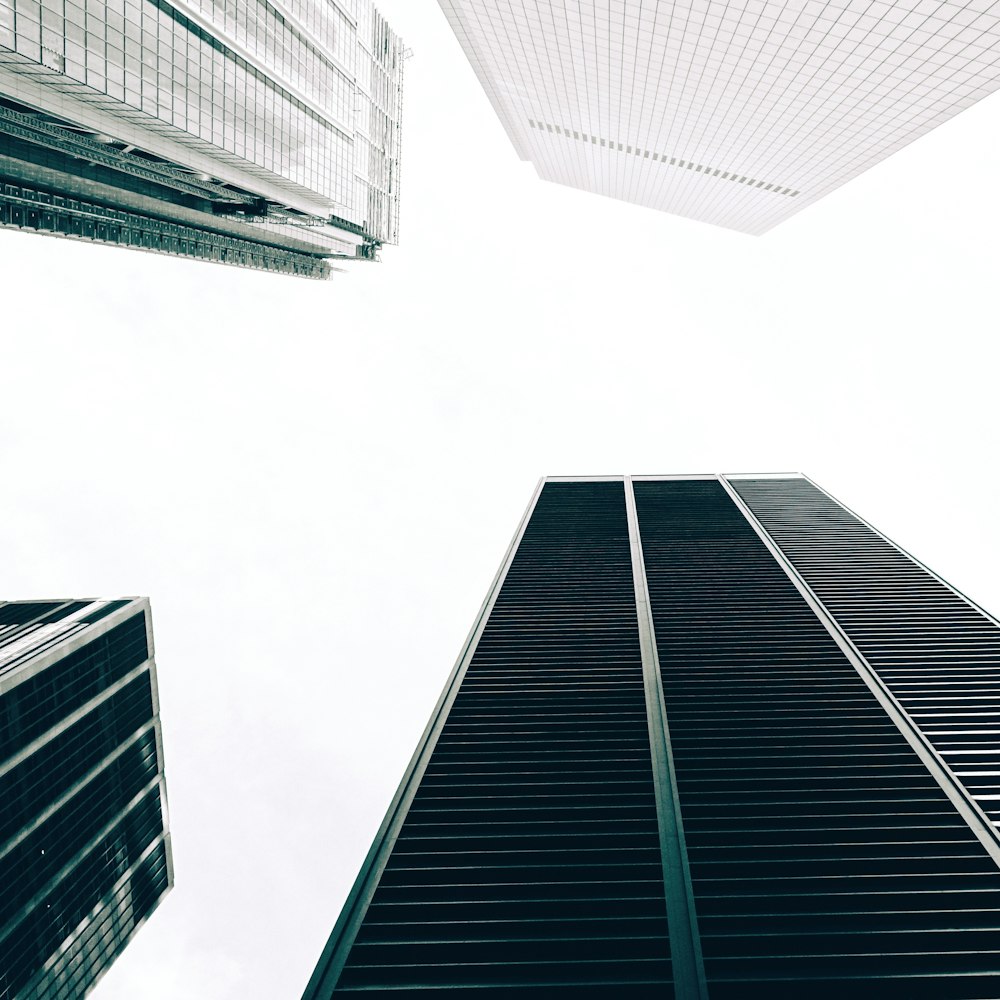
[437,0,1000,234]
[351,3,402,243]
[0,0,403,275]
[0,599,171,1000]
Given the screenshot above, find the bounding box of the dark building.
[303,475,1000,999]
[0,597,171,999]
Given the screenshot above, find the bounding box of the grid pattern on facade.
[733,477,1000,829]
[634,478,1000,998]
[436,0,1000,233]
[0,0,352,203]
[351,2,403,243]
[326,481,673,998]
[0,601,171,1000]
[0,0,403,268]
[282,0,352,70]
[182,0,355,124]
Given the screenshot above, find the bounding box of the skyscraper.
[0,0,403,277]
[436,1,1000,234]
[0,597,171,1000]
[304,474,1000,998]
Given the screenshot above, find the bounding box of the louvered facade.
[0,597,172,1000]
[304,475,1000,998]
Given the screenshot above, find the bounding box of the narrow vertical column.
[716,474,1000,871]
[624,477,708,1000]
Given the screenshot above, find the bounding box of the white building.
[0,0,404,275]
[437,0,1000,233]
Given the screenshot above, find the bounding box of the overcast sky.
[4,1,1000,997]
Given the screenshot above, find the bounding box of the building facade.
[0,598,171,1000]
[0,0,403,277]
[304,474,1000,998]
[436,0,1000,234]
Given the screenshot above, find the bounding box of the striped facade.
[304,474,1000,998]
[0,598,171,1000]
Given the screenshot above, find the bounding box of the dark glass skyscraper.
[0,597,171,1000]
[304,475,1000,998]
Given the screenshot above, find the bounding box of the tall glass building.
[436,0,1000,234]
[304,475,1000,998]
[0,598,171,1000]
[0,0,403,277]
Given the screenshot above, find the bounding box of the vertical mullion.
[624,476,708,1000]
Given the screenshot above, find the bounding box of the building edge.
[300,480,546,999]
[0,596,174,996]
[717,475,1000,871]
[802,474,1000,634]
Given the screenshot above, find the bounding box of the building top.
[0,598,149,685]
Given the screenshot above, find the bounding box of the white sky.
[3,1,1000,996]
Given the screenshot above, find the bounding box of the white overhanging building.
[436,0,1000,234]
[0,0,404,277]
